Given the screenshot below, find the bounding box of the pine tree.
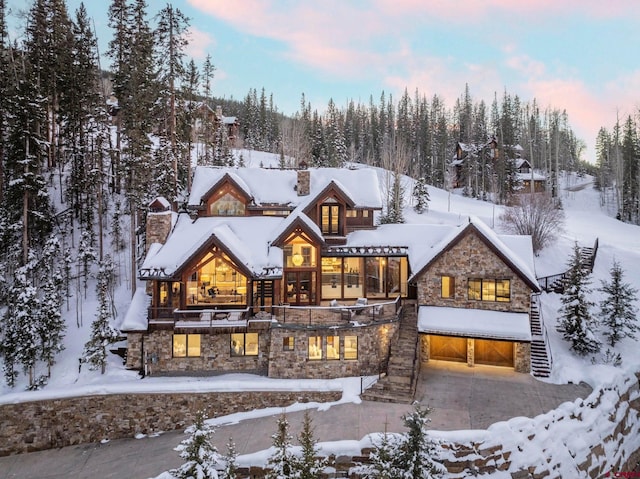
[82,258,119,374]
[397,406,445,479]
[221,437,238,479]
[556,244,601,355]
[265,413,296,479]
[38,236,66,378]
[77,230,97,296]
[356,431,402,479]
[380,170,405,224]
[294,411,328,479]
[412,177,430,214]
[599,260,639,346]
[2,264,40,387]
[171,410,222,479]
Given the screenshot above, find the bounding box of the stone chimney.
[145,197,173,252]
[296,161,310,196]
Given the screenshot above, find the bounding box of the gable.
[410,221,540,293]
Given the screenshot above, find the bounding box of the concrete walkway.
[0,362,592,479]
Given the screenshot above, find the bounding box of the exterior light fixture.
[292,253,304,266]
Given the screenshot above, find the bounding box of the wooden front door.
[429,335,467,362]
[474,339,514,367]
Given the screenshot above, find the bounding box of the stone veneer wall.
[220,372,640,479]
[268,321,397,379]
[145,211,173,252]
[416,230,532,313]
[297,169,310,196]
[126,326,270,375]
[0,389,341,456]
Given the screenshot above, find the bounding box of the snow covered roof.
[141,214,283,279]
[344,224,454,272]
[408,217,540,291]
[188,167,383,209]
[516,172,546,181]
[119,286,151,331]
[418,306,532,341]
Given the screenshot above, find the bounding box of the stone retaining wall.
[0,389,341,457]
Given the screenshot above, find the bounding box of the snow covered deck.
[417,306,532,342]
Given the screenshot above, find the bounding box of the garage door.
[429,335,466,362]
[474,339,514,367]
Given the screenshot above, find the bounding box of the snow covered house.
[449,138,498,189]
[514,158,546,193]
[120,165,541,379]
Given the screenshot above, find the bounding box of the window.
[441,276,455,298]
[326,336,339,360]
[210,192,245,216]
[496,280,511,302]
[283,336,295,351]
[346,209,357,218]
[173,334,201,357]
[344,336,358,360]
[321,205,340,235]
[468,279,511,302]
[308,336,322,360]
[284,237,317,268]
[362,210,369,218]
[230,333,259,357]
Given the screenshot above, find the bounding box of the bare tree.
[500,193,565,254]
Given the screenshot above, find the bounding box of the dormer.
[303,181,355,244]
[197,173,252,218]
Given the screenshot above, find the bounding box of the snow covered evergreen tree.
[556,243,601,355]
[221,437,238,479]
[2,264,40,387]
[599,260,639,346]
[171,410,223,479]
[77,230,97,296]
[265,413,296,479]
[38,236,66,378]
[380,171,405,224]
[82,257,119,374]
[355,431,402,479]
[396,406,445,479]
[412,176,430,214]
[293,411,327,479]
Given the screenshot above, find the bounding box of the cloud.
[184,26,216,60]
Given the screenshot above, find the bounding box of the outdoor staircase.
[361,301,420,404]
[530,295,552,378]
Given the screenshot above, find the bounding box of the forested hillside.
[1,0,638,390]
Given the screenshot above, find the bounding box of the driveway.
[0,362,592,479]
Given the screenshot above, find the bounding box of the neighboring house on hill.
[449,137,498,189]
[120,164,541,380]
[514,158,546,194]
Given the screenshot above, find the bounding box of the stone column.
[467,338,475,367]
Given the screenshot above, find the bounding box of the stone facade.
[267,321,397,379]
[297,169,310,196]
[126,326,270,375]
[415,228,535,373]
[514,342,531,373]
[0,389,341,456]
[126,317,397,379]
[416,229,531,313]
[145,211,172,252]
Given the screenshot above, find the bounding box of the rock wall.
[232,372,640,478]
[0,389,341,457]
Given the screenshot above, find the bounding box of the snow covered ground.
[1,150,639,475]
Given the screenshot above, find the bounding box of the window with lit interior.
[173,334,201,357]
[441,276,455,298]
[230,333,259,357]
[308,336,322,360]
[468,278,511,302]
[326,336,339,360]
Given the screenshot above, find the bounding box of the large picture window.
[173,334,201,357]
[230,333,259,357]
[468,279,511,302]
